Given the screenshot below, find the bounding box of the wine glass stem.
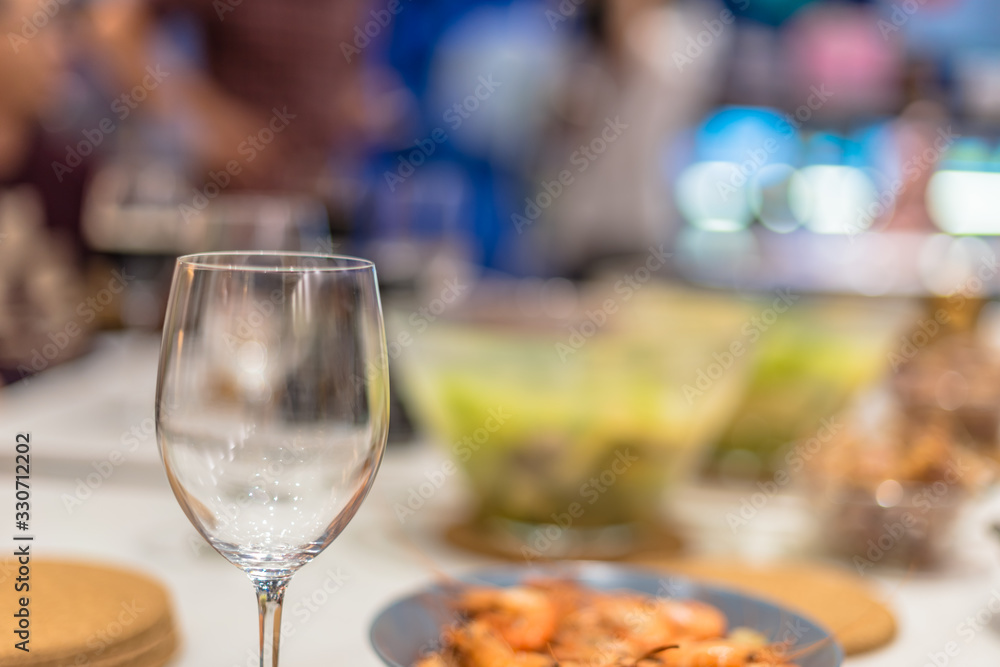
[254,578,288,667]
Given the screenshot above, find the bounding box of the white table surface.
[3,332,1000,666]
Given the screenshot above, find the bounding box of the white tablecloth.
[3,333,1000,666]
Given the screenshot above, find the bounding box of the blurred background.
[5,0,1000,571]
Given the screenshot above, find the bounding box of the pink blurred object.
[783,5,904,116]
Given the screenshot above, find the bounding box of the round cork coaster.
[633,558,896,655]
[0,559,179,667]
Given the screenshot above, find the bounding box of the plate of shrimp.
[370,562,842,667]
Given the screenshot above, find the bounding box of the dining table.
[3,331,1000,666]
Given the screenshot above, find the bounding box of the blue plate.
[370,562,843,667]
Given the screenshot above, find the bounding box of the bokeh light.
[789,165,879,234]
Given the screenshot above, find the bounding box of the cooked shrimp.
[415,579,801,667]
[447,620,555,667]
[525,578,592,618]
[552,593,725,659]
[458,586,558,651]
[658,600,728,640]
[654,639,794,667]
[554,592,675,659]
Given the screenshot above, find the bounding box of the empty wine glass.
[155,252,389,666]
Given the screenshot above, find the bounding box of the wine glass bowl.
[155,252,389,664]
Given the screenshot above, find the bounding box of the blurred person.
[0,0,92,386]
[881,99,950,234]
[0,0,91,262]
[359,0,564,277]
[537,0,733,275]
[87,0,369,193]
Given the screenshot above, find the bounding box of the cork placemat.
[633,558,896,656]
[0,559,179,666]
